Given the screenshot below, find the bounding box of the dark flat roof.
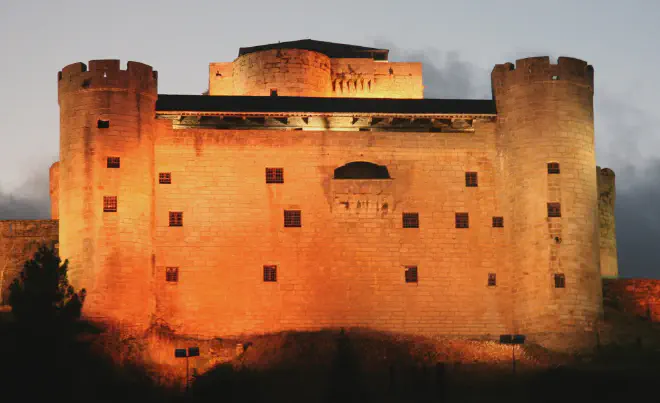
[156,95,496,116]
[238,39,389,60]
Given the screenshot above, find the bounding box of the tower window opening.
[402,213,419,228]
[492,216,504,228]
[284,210,301,227]
[169,211,183,227]
[97,120,110,129]
[266,168,284,184]
[547,203,561,218]
[107,157,120,168]
[405,266,418,283]
[488,273,497,287]
[554,273,566,288]
[270,89,278,96]
[552,75,560,80]
[455,212,469,228]
[103,72,107,78]
[547,162,560,174]
[159,172,172,184]
[465,172,478,187]
[263,265,277,282]
[103,196,117,212]
[333,161,390,179]
[166,267,179,282]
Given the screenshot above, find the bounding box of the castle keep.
[5,40,622,350]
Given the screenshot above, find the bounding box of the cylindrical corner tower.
[49,161,59,220]
[598,167,618,278]
[58,60,157,330]
[232,49,332,96]
[492,57,602,350]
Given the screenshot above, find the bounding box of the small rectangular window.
[488,273,497,287]
[402,213,419,228]
[492,216,504,228]
[159,172,172,184]
[270,89,278,96]
[284,210,301,227]
[547,203,561,218]
[455,212,469,228]
[97,119,110,129]
[169,211,183,227]
[554,273,566,288]
[103,196,117,212]
[547,162,560,174]
[465,172,478,187]
[266,168,284,184]
[405,266,418,283]
[263,265,277,282]
[107,157,120,168]
[165,267,179,282]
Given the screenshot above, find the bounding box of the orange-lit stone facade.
[43,43,621,350]
[209,48,423,98]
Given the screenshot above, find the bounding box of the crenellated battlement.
[491,56,594,96]
[58,60,158,102]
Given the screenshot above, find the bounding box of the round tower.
[232,49,332,96]
[492,57,602,350]
[58,60,157,329]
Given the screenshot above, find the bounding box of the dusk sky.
[0,0,658,278]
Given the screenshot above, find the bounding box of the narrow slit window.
[169,211,183,227]
[547,162,560,174]
[554,273,566,288]
[405,266,418,283]
[492,216,504,228]
[488,273,497,287]
[284,210,301,227]
[165,267,179,282]
[103,196,117,212]
[465,172,478,187]
[455,213,469,228]
[547,203,561,218]
[266,168,284,184]
[97,120,110,129]
[402,213,419,228]
[263,265,277,282]
[107,157,120,168]
[159,172,172,184]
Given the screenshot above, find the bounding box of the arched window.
[333,161,391,179]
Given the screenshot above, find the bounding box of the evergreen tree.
[8,243,85,327]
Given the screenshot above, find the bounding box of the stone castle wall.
[603,279,660,322]
[151,119,512,339]
[598,167,618,277]
[208,49,423,98]
[492,57,602,347]
[0,220,59,304]
[58,60,157,329]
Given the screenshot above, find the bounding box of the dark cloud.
[0,160,52,220]
[374,40,491,99]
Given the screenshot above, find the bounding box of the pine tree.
[8,243,85,327]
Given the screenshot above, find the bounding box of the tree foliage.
[8,243,85,326]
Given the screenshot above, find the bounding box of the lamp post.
[175,346,200,391]
[499,334,525,374]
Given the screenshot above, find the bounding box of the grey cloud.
[0,160,53,220]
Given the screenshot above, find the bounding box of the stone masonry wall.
[230,49,332,97]
[0,220,59,305]
[603,279,660,322]
[598,167,618,277]
[208,52,423,98]
[330,59,423,98]
[151,119,512,339]
[492,57,602,349]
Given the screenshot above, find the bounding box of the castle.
[1,40,625,350]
